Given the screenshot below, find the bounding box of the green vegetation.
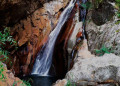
[66,80,72,86]
[0,62,6,81]
[0,27,31,86]
[20,80,31,86]
[12,80,31,86]
[0,27,17,63]
[95,46,113,56]
[13,81,20,86]
[0,27,17,81]
[66,80,76,86]
[115,0,120,18]
[94,0,103,8]
[81,2,92,9]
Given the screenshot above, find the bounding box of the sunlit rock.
[0,63,24,86]
[86,14,120,56]
[66,54,120,84]
[77,39,95,58]
[53,79,67,86]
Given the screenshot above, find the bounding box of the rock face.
[86,20,120,55]
[0,0,44,28]
[86,1,120,56]
[66,53,120,84]
[52,5,77,77]
[8,0,69,76]
[0,63,24,86]
[54,40,120,86]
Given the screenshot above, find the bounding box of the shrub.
[0,62,6,81]
[95,46,113,56]
[21,80,31,86]
[115,0,120,18]
[0,27,17,81]
[0,27,17,63]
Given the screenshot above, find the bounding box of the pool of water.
[21,75,60,86]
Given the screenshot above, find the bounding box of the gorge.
[0,0,120,86]
[32,0,76,76]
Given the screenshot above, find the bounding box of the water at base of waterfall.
[21,75,62,86]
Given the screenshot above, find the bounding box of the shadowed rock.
[92,1,115,26]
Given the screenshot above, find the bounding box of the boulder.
[53,79,67,86]
[66,53,120,84]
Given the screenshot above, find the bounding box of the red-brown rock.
[9,0,69,76]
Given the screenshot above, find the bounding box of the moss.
[94,0,103,8]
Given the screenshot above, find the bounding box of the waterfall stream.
[32,0,76,76]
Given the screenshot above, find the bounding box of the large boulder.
[66,53,120,85]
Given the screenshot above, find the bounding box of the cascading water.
[32,0,76,76]
[81,0,88,39]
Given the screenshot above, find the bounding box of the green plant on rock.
[20,80,31,86]
[0,62,6,81]
[66,80,72,86]
[66,73,76,86]
[12,79,32,86]
[94,0,103,8]
[66,80,76,86]
[115,0,120,18]
[81,1,92,9]
[95,45,113,56]
[0,27,17,62]
[0,27,17,81]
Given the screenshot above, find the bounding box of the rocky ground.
[54,39,120,86]
[54,1,120,85]
[0,63,25,86]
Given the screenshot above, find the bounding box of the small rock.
[53,79,67,86]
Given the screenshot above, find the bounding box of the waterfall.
[81,0,88,39]
[32,0,76,76]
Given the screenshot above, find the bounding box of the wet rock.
[66,54,120,83]
[66,7,84,70]
[52,6,76,77]
[10,0,69,76]
[67,21,83,54]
